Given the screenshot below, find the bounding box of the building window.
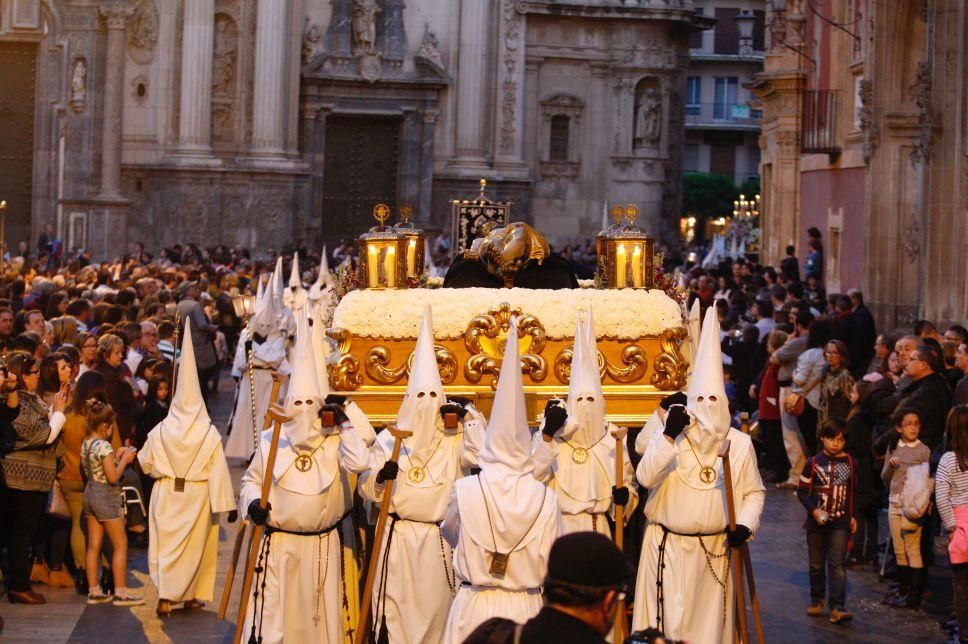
[683,144,700,172]
[686,77,702,116]
[713,77,739,120]
[549,115,570,161]
[714,8,739,54]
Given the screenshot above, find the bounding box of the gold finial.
[626,204,639,226]
[373,203,391,226]
[609,205,625,226]
[479,178,487,196]
[400,204,413,224]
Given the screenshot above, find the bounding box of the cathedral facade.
[0,0,703,258]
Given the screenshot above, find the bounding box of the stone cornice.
[99,3,134,30]
[519,0,708,25]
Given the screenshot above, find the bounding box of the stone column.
[450,0,490,169]
[418,108,439,224]
[176,0,217,160]
[250,0,288,160]
[97,3,134,200]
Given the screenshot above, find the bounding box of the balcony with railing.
[685,102,762,130]
[801,90,841,154]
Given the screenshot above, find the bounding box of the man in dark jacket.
[847,289,877,378]
[875,344,952,451]
[780,244,800,284]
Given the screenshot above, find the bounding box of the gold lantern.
[358,204,407,289]
[596,205,627,279]
[598,204,656,289]
[393,204,426,281]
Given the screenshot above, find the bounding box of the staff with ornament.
[225,268,291,461]
[237,308,372,643]
[138,318,236,617]
[441,317,563,644]
[533,309,638,536]
[357,305,485,643]
[631,307,765,642]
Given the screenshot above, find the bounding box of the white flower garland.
[332,287,684,340]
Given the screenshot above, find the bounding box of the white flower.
[332,288,684,340]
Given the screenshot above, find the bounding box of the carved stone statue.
[416,23,444,70]
[351,0,380,55]
[212,16,237,96]
[635,88,662,148]
[303,23,322,64]
[70,59,87,103]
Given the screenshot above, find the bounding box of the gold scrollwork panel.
[365,344,461,385]
[650,327,688,391]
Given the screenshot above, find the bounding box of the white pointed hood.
[309,247,334,303]
[284,252,307,312]
[685,299,701,376]
[281,307,322,449]
[309,306,331,402]
[396,305,445,462]
[155,318,219,473]
[686,306,731,447]
[249,271,279,339]
[254,274,266,315]
[562,310,606,446]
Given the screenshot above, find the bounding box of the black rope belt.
[265,511,351,537]
[389,512,441,526]
[654,523,728,633]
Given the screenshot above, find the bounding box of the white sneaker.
[113,593,145,607]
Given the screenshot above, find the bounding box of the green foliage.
[681,172,739,220]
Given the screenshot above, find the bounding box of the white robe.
[532,422,639,536]
[357,423,481,644]
[238,425,371,644]
[440,477,562,644]
[631,427,765,643]
[139,428,235,603]
[225,334,289,460]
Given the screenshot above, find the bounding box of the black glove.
[440,403,468,420]
[726,525,752,548]
[325,394,349,407]
[470,467,481,476]
[247,500,270,526]
[448,396,473,408]
[660,391,688,410]
[663,405,690,440]
[376,461,399,484]
[320,403,349,426]
[227,510,238,523]
[543,404,568,439]
[612,486,630,506]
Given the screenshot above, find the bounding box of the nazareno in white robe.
[225,332,289,460]
[532,421,639,536]
[139,425,235,603]
[631,425,765,643]
[357,419,484,644]
[238,424,371,644]
[440,471,563,644]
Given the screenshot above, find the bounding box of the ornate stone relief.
[776,130,800,157]
[612,77,633,155]
[126,0,158,65]
[415,23,444,72]
[617,38,677,69]
[634,86,662,150]
[212,12,239,142]
[69,58,87,113]
[903,216,921,262]
[858,78,878,164]
[499,0,524,154]
[910,61,933,166]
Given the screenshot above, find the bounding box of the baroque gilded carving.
[553,344,647,385]
[365,344,459,385]
[126,0,158,65]
[650,327,688,391]
[464,303,548,389]
[327,328,363,390]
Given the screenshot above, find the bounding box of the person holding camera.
[0,352,68,605]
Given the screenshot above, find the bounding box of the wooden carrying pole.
[219,372,286,620]
[232,406,290,644]
[355,426,413,644]
[719,439,765,644]
[738,413,766,642]
[611,427,629,644]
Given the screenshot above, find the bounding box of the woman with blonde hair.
[50,316,80,351]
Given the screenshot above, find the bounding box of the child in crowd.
[882,409,932,609]
[936,405,968,642]
[81,399,144,606]
[797,417,857,624]
[845,380,882,567]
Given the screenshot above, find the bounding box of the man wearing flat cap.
[462,531,629,644]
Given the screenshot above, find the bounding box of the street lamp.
[732,193,761,220]
[231,290,258,321]
[735,10,757,57]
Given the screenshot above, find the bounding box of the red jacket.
[758,362,781,421]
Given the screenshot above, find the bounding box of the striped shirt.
[881,439,931,504]
[935,451,968,531]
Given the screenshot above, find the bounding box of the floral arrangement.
[332,287,684,340]
[653,251,689,309]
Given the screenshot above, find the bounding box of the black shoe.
[74,569,89,596]
[100,567,115,596]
